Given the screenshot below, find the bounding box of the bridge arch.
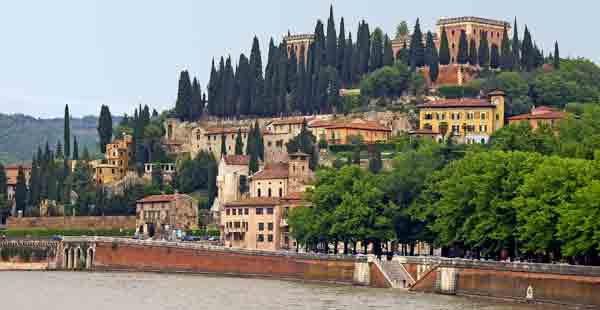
[86,248,95,269]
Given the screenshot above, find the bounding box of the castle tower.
[288,152,310,192]
[488,90,506,130]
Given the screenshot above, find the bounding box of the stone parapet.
[7,216,136,230]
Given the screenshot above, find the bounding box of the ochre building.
[507,106,567,129]
[417,90,506,144]
[94,134,133,184]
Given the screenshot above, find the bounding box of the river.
[1,271,559,309]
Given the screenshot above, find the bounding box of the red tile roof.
[308,119,337,128]
[507,107,567,121]
[225,197,281,207]
[5,164,32,170]
[323,119,391,132]
[269,117,312,126]
[223,155,250,166]
[137,194,191,203]
[283,192,305,201]
[417,99,495,109]
[251,162,290,180]
[205,127,249,135]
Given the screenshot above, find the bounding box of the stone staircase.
[372,257,415,289]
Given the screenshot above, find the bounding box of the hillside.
[0,114,102,164]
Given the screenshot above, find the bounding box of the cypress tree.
[72,136,79,160]
[216,57,226,117]
[512,18,520,70]
[478,32,490,69]
[490,44,500,69]
[351,34,360,84]
[521,26,535,71]
[237,54,251,115]
[500,25,513,71]
[82,146,90,162]
[396,41,409,65]
[191,77,203,120]
[383,34,394,67]
[64,104,70,159]
[409,19,425,69]
[288,47,298,94]
[175,70,193,120]
[207,60,218,115]
[248,149,259,175]
[468,39,478,66]
[254,120,264,161]
[223,56,235,117]
[554,41,560,69]
[220,134,227,156]
[56,140,64,159]
[249,37,264,116]
[457,30,469,64]
[0,163,6,199]
[235,129,244,155]
[439,27,451,65]
[342,34,353,87]
[98,105,113,154]
[28,155,40,206]
[425,32,440,82]
[370,28,384,71]
[357,21,371,75]
[15,166,27,212]
[337,17,346,73]
[296,48,307,113]
[368,149,382,174]
[326,5,337,68]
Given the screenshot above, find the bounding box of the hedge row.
[329,143,396,153]
[2,228,136,238]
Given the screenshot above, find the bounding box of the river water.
[1,271,558,310]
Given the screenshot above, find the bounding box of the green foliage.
[360,62,411,98]
[177,151,216,194]
[286,119,318,170]
[532,59,600,107]
[437,85,479,99]
[97,105,113,154]
[439,27,450,65]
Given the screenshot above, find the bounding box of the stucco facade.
[507,106,567,129]
[417,91,506,144]
[94,134,133,184]
[135,194,198,238]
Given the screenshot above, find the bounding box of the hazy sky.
[0,1,594,118]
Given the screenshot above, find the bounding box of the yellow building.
[417,91,506,144]
[95,134,133,184]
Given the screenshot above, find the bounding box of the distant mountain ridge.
[0,113,121,165]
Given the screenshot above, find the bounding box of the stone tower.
[489,90,506,130]
[288,152,311,192]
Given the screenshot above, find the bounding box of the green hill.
[0,114,104,164]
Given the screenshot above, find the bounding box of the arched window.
[257,188,262,197]
[268,188,272,197]
[279,188,283,197]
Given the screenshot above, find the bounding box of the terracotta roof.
[324,120,391,132]
[269,117,312,126]
[288,152,310,157]
[283,192,305,201]
[251,162,289,180]
[205,127,249,135]
[223,155,250,166]
[507,107,567,121]
[487,90,506,97]
[225,197,281,207]
[137,194,191,203]
[7,177,17,186]
[409,129,440,135]
[5,164,32,170]
[308,119,337,128]
[417,99,495,109]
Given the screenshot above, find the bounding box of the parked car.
[182,235,200,242]
[51,235,63,241]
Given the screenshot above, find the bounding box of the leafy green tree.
[97,105,113,154]
[360,62,411,98]
[286,119,318,170]
[64,104,70,158]
[395,21,409,39]
[490,122,557,155]
[439,27,450,65]
[151,165,163,191]
[368,148,382,174]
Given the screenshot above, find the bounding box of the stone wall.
[88,238,369,285]
[6,216,136,230]
[401,257,600,307]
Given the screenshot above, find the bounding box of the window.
[256,208,263,215]
[424,113,433,120]
[278,188,283,197]
[232,209,237,215]
[496,114,500,121]
[267,235,273,242]
[244,208,249,215]
[451,125,460,134]
[258,223,264,231]
[226,209,230,216]
[481,112,487,120]
[257,234,264,242]
[257,188,262,197]
[268,188,272,197]
[267,208,274,215]
[467,112,475,120]
[268,223,274,231]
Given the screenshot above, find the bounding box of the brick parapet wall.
[7,216,136,230]
[91,239,362,285]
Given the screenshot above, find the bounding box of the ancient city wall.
[88,238,370,285]
[6,216,136,230]
[400,257,600,307]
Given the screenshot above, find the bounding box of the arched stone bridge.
[59,237,98,270]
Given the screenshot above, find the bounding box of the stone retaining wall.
[6,216,136,230]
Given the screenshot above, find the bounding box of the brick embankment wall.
[369,263,391,288]
[93,241,364,285]
[402,257,600,307]
[7,216,136,230]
